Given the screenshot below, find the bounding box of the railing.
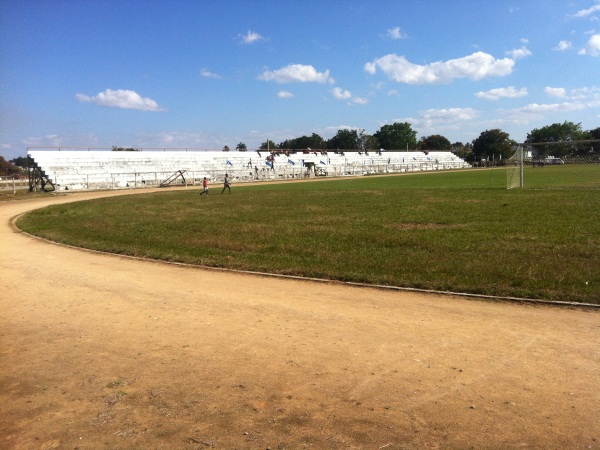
[27,146,229,152]
[0,177,29,192]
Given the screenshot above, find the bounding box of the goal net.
[506,145,523,189]
[506,140,600,189]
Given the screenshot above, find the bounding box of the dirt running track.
[1,188,599,450]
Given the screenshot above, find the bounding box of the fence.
[42,163,447,191]
[0,177,29,192]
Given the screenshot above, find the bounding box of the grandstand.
[26,148,470,191]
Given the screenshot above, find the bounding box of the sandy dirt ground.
[1,188,599,450]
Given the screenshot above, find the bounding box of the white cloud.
[571,2,600,18]
[579,33,600,55]
[386,27,406,40]
[518,102,587,114]
[545,87,567,98]
[75,89,165,111]
[325,125,359,133]
[330,86,368,104]
[506,46,532,59]
[364,51,515,84]
[22,133,101,148]
[332,87,352,100]
[544,86,600,102]
[277,90,294,98]
[239,30,264,44]
[475,86,528,100]
[421,107,479,122]
[23,134,64,147]
[259,64,334,84]
[554,40,572,51]
[200,69,222,79]
[568,86,600,101]
[502,102,588,123]
[397,108,479,131]
[137,131,231,149]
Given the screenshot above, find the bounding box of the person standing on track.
[221,173,231,194]
[199,177,208,196]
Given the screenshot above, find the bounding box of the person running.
[199,177,208,196]
[221,173,231,194]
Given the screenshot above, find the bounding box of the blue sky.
[1,0,599,160]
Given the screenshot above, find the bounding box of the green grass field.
[17,169,600,304]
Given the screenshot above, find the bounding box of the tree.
[236,142,247,151]
[587,127,600,154]
[358,129,380,151]
[373,122,417,150]
[259,140,278,150]
[306,133,326,150]
[279,133,326,150]
[278,138,294,149]
[452,143,473,161]
[326,129,360,150]
[0,156,21,176]
[418,134,452,150]
[527,121,588,143]
[10,156,28,167]
[222,145,230,152]
[526,121,590,156]
[471,129,513,161]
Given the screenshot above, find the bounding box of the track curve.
[1,189,598,449]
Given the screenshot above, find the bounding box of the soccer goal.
[506,145,524,189]
[507,140,600,189]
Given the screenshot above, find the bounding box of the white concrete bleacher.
[27,149,470,191]
[28,150,220,190]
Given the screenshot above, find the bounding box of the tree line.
[227,121,599,163]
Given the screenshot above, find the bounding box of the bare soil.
[1,188,599,450]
